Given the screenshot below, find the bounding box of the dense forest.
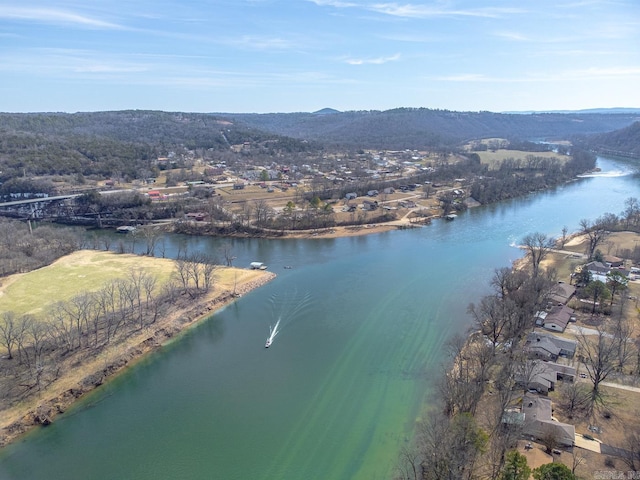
[578,121,640,157]
[1,109,638,185]
[0,111,320,182]
[222,108,640,150]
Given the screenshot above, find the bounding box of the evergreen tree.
[499,450,531,480]
[532,462,576,480]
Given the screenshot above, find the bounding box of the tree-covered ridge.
[222,108,640,150]
[581,121,640,157]
[0,111,319,181]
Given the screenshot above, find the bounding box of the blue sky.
[1,0,639,113]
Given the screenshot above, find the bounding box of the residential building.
[525,332,577,360]
[517,361,576,394]
[521,394,575,446]
[362,200,378,211]
[541,305,575,332]
[549,282,576,305]
[585,261,609,282]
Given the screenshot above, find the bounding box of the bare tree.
[218,242,235,267]
[202,262,216,292]
[558,382,591,419]
[96,280,118,343]
[491,267,528,300]
[174,257,190,292]
[578,324,620,407]
[252,199,273,227]
[64,293,94,349]
[579,217,610,260]
[49,302,76,353]
[395,444,422,480]
[522,232,555,278]
[538,423,561,454]
[141,227,160,256]
[0,311,20,359]
[570,447,587,474]
[24,316,49,378]
[438,334,485,417]
[606,270,628,306]
[560,225,569,249]
[623,197,640,229]
[622,427,640,471]
[419,412,488,480]
[612,316,635,371]
[468,295,518,354]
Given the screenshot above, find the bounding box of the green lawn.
[0,250,176,317]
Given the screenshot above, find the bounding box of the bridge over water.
[0,194,82,219]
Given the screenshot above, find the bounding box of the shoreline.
[0,269,276,449]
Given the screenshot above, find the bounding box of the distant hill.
[581,121,640,158]
[1,109,639,182]
[0,110,319,180]
[504,108,640,115]
[313,108,341,115]
[221,108,640,150]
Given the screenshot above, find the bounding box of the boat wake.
[577,170,630,178]
[263,290,314,349]
[265,318,280,348]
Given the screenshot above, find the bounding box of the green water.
[1,157,638,479]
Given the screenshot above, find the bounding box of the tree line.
[469,149,596,205]
[0,218,79,276]
[0,252,218,412]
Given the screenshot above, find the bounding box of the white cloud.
[307,0,359,7]
[436,73,493,82]
[572,66,640,77]
[310,2,527,19]
[493,31,530,42]
[345,53,400,64]
[0,6,123,29]
[228,35,297,50]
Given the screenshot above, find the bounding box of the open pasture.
[0,250,176,317]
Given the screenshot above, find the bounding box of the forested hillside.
[221,108,640,150]
[580,121,640,157]
[0,111,318,181]
[0,109,637,183]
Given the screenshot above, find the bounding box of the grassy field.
[0,250,177,317]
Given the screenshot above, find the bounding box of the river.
[0,156,638,480]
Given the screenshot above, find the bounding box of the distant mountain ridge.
[220,108,640,150]
[313,108,341,115]
[580,121,640,158]
[503,107,640,115]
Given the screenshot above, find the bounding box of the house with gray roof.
[517,361,576,394]
[522,394,575,446]
[549,282,576,305]
[541,305,575,332]
[362,200,378,211]
[525,332,577,361]
[585,261,610,282]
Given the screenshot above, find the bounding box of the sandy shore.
[0,268,276,448]
[275,216,434,240]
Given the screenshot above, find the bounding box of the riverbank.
[430,229,640,478]
[0,257,275,448]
